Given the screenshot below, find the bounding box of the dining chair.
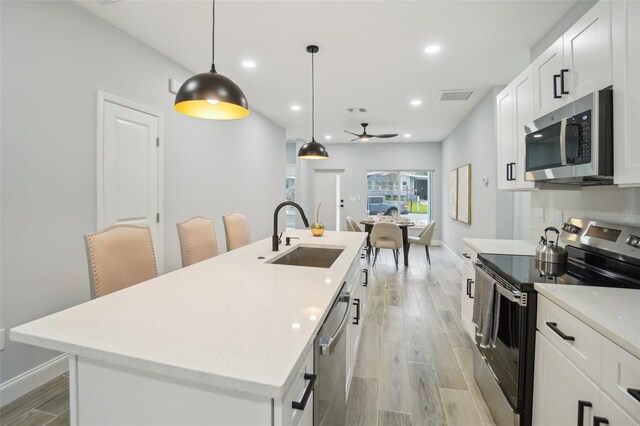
[177,217,218,267]
[408,221,436,265]
[84,224,157,299]
[370,222,403,269]
[222,212,250,251]
[346,216,363,232]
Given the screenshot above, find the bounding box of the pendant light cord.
[311,50,315,140]
[211,0,216,73]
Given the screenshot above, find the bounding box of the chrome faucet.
[273,201,310,251]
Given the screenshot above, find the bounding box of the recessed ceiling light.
[410,99,422,106]
[324,135,332,140]
[290,105,301,111]
[404,133,412,138]
[242,60,256,69]
[424,45,441,54]
[291,322,301,329]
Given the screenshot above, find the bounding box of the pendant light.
[174,0,249,120]
[298,45,329,160]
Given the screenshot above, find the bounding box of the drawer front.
[461,243,477,269]
[537,295,603,382]
[601,337,640,422]
[283,344,314,426]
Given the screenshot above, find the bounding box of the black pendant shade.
[298,45,328,160]
[174,0,249,120]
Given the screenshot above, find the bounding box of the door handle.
[593,417,609,426]
[546,322,575,341]
[468,280,474,299]
[628,388,640,403]
[560,69,569,94]
[462,253,471,259]
[291,373,316,410]
[319,289,350,355]
[353,298,361,325]
[362,268,368,287]
[466,278,471,296]
[577,400,592,426]
[553,74,562,99]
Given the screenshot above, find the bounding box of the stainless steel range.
[473,218,640,426]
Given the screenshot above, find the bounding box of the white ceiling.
[76,0,576,144]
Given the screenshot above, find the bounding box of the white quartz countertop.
[534,284,640,358]
[462,238,538,256]
[10,230,366,398]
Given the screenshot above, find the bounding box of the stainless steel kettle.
[535,227,568,264]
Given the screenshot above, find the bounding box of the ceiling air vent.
[437,90,474,102]
[347,107,367,113]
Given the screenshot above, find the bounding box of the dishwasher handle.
[319,291,351,355]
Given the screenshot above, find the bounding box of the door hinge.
[156,137,159,147]
[156,213,160,223]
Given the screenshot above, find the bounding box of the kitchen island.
[10,230,367,425]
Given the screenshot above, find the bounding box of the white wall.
[441,88,514,255]
[0,0,285,386]
[296,142,443,241]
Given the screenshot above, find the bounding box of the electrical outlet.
[0,329,5,351]
[533,207,545,223]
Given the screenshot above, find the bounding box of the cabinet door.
[533,332,601,426]
[598,391,639,426]
[563,0,612,101]
[613,0,640,186]
[533,38,565,117]
[346,282,362,396]
[460,263,475,339]
[496,86,516,190]
[512,66,535,189]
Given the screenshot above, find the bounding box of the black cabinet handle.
[468,280,474,299]
[292,373,316,410]
[462,253,471,259]
[546,322,575,341]
[593,416,609,426]
[506,163,511,181]
[466,278,471,296]
[560,69,569,95]
[353,298,361,325]
[628,388,640,403]
[578,400,592,426]
[553,74,562,99]
[510,162,517,181]
[362,269,368,287]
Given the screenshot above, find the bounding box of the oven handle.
[494,282,522,303]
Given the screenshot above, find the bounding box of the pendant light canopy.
[174,0,249,120]
[298,45,329,160]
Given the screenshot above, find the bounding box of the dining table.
[360,218,415,266]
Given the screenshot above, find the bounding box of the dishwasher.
[314,283,350,426]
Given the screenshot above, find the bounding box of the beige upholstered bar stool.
[84,224,157,299]
[177,217,219,267]
[408,221,436,265]
[222,212,250,251]
[370,222,403,269]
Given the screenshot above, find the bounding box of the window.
[366,170,433,223]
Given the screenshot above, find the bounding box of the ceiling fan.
[343,123,399,142]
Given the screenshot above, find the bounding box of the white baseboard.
[0,354,68,407]
[441,242,463,266]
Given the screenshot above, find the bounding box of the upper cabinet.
[497,66,535,191]
[533,1,612,118]
[612,0,640,186]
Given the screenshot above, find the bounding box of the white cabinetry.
[533,295,640,426]
[613,0,640,186]
[346,246,368,398]
[496,66,535,191]
[533,1,612,118]
[460,242,477,339]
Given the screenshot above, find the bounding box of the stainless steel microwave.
[524,86,613,185]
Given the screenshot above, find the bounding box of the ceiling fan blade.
[351,137,361,142]
[371,133,399,138]
[343,130,361,137]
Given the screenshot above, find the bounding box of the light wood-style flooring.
[0,246,493,426]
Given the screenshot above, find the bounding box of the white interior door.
[314,170,343,231]
[98,93,164,272]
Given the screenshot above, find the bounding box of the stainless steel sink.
[268,246,344,268]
